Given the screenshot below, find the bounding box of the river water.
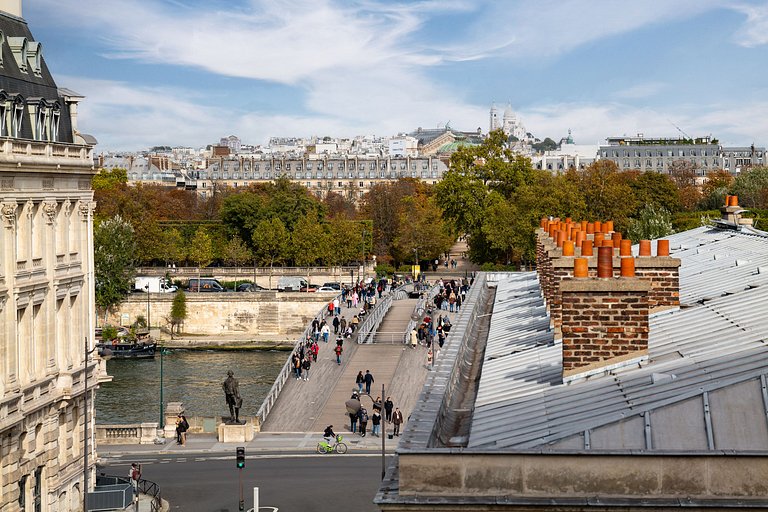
[94,350,287,424]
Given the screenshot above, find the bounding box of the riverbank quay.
[154,332,295,350]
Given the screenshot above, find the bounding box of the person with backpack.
[302,358,311,381]
[334,344,343,365]
[358,407,369,437]
[129,462,141,491]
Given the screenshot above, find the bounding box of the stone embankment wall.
[108,292,332,337]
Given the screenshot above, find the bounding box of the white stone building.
[0,1,101,510]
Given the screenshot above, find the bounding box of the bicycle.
[317,434,348,454]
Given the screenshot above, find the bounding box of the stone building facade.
[0,1,100,510]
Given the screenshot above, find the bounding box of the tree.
[92,167,128,191]
[161,227,185,266]
[627,204,673,242]
[628,171,681,214]
[290,213,330,289]
[394,195,453,266]
[252,218,289,290]
[700,169,734,210]
[579,160,638,230]
[668,160,701,211]
[221,235,252,267]
[169,290,187,337]
[731,166,768,209]
[94,215,136,324]
[188,227,214,284]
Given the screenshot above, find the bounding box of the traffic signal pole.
[236,447,245,511]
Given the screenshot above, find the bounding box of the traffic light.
[236,446,245,469]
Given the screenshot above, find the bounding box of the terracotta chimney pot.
[586,222,595,234]
[573,257,588,278]
[581,239,594,256]
[620,239,632,256]
[563,240,575,256]
[594,221,602,233]
[657,239,670,257]
[597,246,613,278]
[725,195,731,207]
[594,232,604,245]
[639,240,651,256]
[729,195,739,207]
[605,220,614,233]
[575,230,585,248]
[580,220,587,231]
[566,217,572,224]
[620,257,636,277]
[612,232,623,248]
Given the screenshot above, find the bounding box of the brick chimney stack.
[560,270,651,382]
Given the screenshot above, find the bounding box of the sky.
[22,0,768,151]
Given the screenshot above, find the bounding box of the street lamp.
[144,284,151,334]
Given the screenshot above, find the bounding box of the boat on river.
[97,339,156,359]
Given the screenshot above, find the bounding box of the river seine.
[94,350,287,424]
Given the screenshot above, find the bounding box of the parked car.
[237,283,267,292]
[299,284,319,292]
[187,278,225,292]
[316,286,337,292]
[322,282,341,290]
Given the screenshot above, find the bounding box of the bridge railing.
[402,283,442,343]
[256,293,343,424]
[356,283,410,344]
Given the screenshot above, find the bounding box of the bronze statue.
[222,370,243,424]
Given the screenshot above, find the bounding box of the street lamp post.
[144,284,151,333]
[159,347,165,429]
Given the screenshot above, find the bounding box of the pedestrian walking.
[355,371,364,394]
[175,413,189,446]
[384,397,394,422]
[359,407,369,437]
[332,315,340,334]
[363,370,374,394]
[340,316,347,333]
[129,462,141,492]
[393,408,403,436]
[321,323,330,343]
[410,328,418,349]
[333,297,340,316]
[334,344,343,365]
[371,410,381,437]
[311,341,319,362]
[302,358,311,381]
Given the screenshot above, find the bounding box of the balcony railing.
[0,137,93,163]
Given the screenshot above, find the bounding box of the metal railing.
[92,474,162,512]
[356,283,410,344]
[256,294,339,425]
[403,283,442,343]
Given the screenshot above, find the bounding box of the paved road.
[100,453,390,512]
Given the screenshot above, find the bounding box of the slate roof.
[0,11,75,142]
[467,225,768,451]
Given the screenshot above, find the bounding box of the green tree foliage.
[252,218,289,290]
[627,204,674,242]
[188,227,214,269]
[627,170,681,213]
[161,227,186,265]
[220,235,252,267]
[393,195,454,264]
[169,290,187,337]
[92,167,128,191]
[220,178,325,244]
[731,166,768,209]
[531,137,558,153]
[580,160,638,229]
[668,160,701,211]
[699,169,734,210]
[290,213,330,289]
[94,215,136,321]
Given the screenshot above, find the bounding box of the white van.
[277,276,308,292]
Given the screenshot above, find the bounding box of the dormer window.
[0,91,8,136]
[12,96,24,137]
[50,102,60,141]
[8,37,28,73]
[26,42,42,77]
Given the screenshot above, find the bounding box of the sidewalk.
[97,430,398,460]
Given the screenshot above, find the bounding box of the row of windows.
[0,92,61,142]
[603,149,717,158]
[620,158,716,168]
[194,170,443,181]
[211,160,441,172]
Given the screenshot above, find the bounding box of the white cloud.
[732,2,768,46]
[612,82,666,100]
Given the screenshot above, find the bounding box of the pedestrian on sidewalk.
[349,411,358,433]
[358,407,369,437]
[302,358,311,381]
[311,341,319,362]
[334,344,343,365]
[355,371,364,394]
[410,328,418,349]
[363,370,374,394]
[371,410,381,437]
[339,316,347,333]
[333,297,340,316]
[175,413,189,446]
[393,408,404,436]
[384,397,394,422]
[332,315,340,334]
[129,462,141,492]
[321,323,330,343]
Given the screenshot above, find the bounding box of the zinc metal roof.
[468,227,768,451]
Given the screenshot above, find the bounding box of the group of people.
[433,278,470,313]
[346,392,404,437]
[292,338,319,381]
[411,312,452,349]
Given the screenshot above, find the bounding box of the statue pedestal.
[217,422,254,443]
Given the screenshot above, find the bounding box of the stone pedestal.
[163,402,184,439]
[217,422,254,443]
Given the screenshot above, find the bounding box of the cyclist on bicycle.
[323,425,336,441]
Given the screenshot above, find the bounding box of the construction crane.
[668,120,691,140]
